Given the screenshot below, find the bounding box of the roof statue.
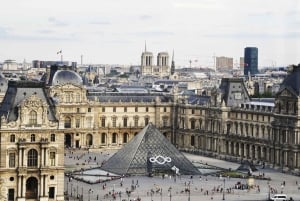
[101,123,200,176]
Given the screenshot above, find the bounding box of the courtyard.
[64,148,300,201]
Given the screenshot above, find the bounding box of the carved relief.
[0,177,7,201]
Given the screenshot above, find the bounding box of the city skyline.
[0,0,299,67]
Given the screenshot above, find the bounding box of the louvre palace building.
[0,60,300,201]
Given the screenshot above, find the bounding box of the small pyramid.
[101,123,200,175]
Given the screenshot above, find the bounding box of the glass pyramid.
[101,123,200,175]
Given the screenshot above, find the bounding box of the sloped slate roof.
[279,65,300,95]
[0,81,57,122]
[101,123,200,175]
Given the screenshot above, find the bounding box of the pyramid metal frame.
[101,124,200,175]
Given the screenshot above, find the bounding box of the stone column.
[40,175,44,197]
[18,176,22,197]
[18,149,22,167]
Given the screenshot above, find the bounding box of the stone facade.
[1,65,300,200]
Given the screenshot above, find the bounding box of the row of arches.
[64,132,136,148]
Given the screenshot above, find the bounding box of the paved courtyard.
[64,148,300,201]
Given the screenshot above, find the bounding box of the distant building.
[240,57,244,69]
[216,56,233,70]
[32,60,69,68]
[244,47,258,76]
[2,60,18,71]
[141,47,171,78]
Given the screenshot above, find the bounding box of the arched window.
[112,133,117,144]
[27,149,38,167]
[123,133,128,143]
[86,134,93,146]
[50,134,55,142]
[31,134,35,142]
[64,117,71,128]
[29,110,37,125]
[10,134,15,142]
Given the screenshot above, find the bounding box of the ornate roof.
[0,81,56,122]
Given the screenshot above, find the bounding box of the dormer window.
[29,110,37,125]
[31,134,35,142]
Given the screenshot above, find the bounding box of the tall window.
[163,117,168,127]
[134,116,139,127]
[123,117,128,127]
[29,110,37,125]
[135,107,138,112]
[124,107,127,112]
[30,134,35,142]
[75,93,80,102]
[10,134,15,143]
[50,152,56,166]
[65,93,70,103]
[164,107,167,112]
[64,117,71,128]
[190,119,195,129]
[112,133,117,144]
[88,108,91,112]
[112,116,117,128]
[101,117,106,127]
[113,107,116,112]
[76,118,80,128]
[101,133,106,144]
[144,116,149,126]
[50,134,55,142]
[9,153,15,168]
[86,117,92,128]
[191,136,195,146]
[123,133,128,143]
[102,107,105,112]
[145,107,149,112]
[27,149,38,167]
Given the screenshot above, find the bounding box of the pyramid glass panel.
[101,123,200,175]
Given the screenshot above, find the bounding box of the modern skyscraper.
[244,47,258,76]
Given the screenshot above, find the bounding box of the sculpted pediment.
[20,94,45,108]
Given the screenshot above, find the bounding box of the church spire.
[171,49,175,75]
[144,40,147,52]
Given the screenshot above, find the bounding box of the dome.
[52,70,83,86]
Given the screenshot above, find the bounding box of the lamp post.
[76,181,79,198]
[188,182,191,201]
[222,178,225,200]
[71,183,73,197]
[168,187,172,201]
[268,182,270,201]
[88,189,93,201]
[67,181,69,195]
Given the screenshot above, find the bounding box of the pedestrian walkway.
[64,148,300,201]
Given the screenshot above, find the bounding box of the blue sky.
[0,0,299,67]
